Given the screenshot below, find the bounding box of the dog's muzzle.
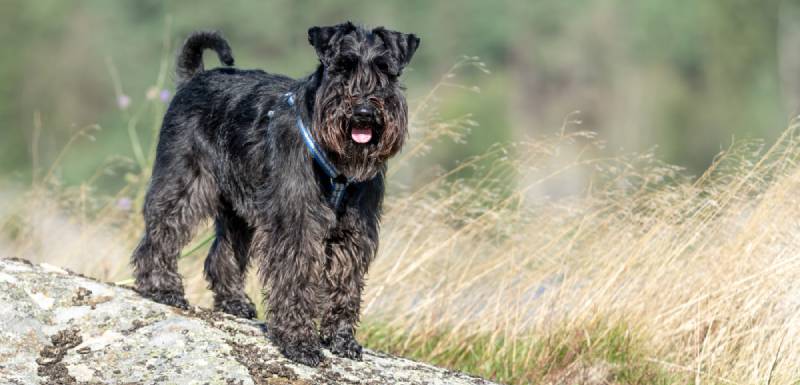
[350,104,382,144]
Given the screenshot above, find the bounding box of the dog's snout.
[353,104,377,121]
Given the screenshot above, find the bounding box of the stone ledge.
[0,258,499,385]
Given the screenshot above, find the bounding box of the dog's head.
[308,22,420,180]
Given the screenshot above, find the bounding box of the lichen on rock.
[0,258,499,385]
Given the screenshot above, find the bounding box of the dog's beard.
[313,95,407,181]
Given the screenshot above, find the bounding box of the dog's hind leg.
[132,159,217,309]
[204,205,257,318]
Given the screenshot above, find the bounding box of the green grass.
[360,319,676,385]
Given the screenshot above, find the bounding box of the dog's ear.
[308,22,356,65]
[373,27,420,70]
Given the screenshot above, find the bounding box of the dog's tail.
[176,31,234,87]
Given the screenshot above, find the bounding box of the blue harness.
[285,92,355,211]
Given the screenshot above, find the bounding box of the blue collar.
[285,92,355,210]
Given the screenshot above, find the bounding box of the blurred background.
[2,0,800,191]
[5,3,800,383]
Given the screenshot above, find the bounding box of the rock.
[0,258,499,385]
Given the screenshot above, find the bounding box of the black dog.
[131,22,419,366]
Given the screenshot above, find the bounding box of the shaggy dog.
[131,22,419,366]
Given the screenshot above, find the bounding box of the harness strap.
[285,92,354,210]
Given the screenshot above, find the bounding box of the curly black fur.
[131,23,419,367]
[176,31,234,87]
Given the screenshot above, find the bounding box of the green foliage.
[1,0,797,186]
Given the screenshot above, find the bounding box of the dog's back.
[153,33,298,218]
[172,30,294,118]
[164,32,295,162]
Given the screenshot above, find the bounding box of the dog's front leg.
[320,179,383,360]
[253,196,333,367]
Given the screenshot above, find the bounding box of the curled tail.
[176,31,234,87]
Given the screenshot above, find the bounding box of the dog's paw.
[281,340,325,367]
[323,332,363,360]
[143,290,189,309]
[215,296,257,319]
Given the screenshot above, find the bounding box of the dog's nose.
[353,104,377,121]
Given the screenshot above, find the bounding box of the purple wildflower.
[159,89,170,103]
[117,94,131,110]
[116,197,133,211]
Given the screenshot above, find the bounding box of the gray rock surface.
[0,258,499,385]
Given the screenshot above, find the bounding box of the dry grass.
[2,55,800,384]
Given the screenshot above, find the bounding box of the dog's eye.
[333,55,358,71]
[374,59,398,78]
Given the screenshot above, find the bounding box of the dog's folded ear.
[308,22,356,65]
[373,27,420,70]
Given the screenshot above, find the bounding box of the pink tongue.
[351,127,373,143]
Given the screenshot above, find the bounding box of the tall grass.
[2,48,800,384]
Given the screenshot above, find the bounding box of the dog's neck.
[285,90,354,211]
[300,65,325,118]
